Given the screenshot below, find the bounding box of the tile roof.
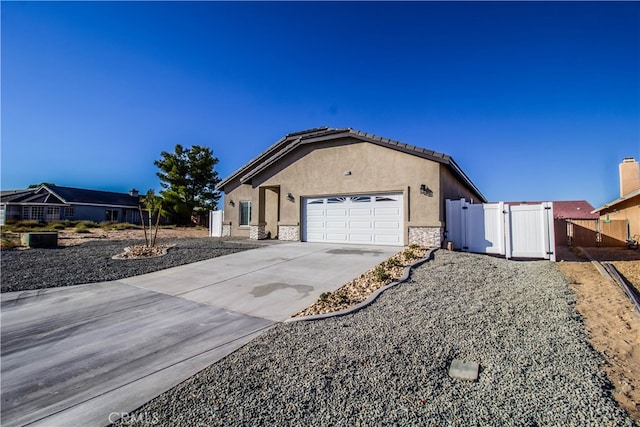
[504,200,599,219]
[217,127,486,202]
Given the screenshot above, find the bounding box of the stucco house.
[0,184,141,225]
[216,127,486,246]
[593,157,640,239]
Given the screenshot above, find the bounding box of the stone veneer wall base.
[409,226,443,247]
[249,225,267,240]
[278,225,300,241]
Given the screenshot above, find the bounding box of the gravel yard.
[0,238,259,293]
[116,250,634,426]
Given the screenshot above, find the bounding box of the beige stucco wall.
[222,139,477,244]
[222,181,253,237]
[599,195,640,238]
[439,165,483,220]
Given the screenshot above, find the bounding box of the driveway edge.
[285,248,438,322]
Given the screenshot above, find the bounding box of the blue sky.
[2,1,639,208]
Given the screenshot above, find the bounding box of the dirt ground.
[556,246,640,424]
[56,227,210,247]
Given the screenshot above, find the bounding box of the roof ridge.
[285,127,332,138]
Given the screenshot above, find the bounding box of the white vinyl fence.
[445,199,556,261]
[209,210,223,237]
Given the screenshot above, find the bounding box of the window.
[64,207,75,218]
[46,207,60,221]
[239,201,252,226]
[106,210,119,222]
[376,196,397,202]
[327,197,347,204]
[351,196,371,203]
[31,206,44,221]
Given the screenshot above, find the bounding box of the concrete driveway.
[1,242,401,426]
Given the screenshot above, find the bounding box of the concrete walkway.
[1,242,401,426]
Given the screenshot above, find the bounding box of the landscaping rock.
[1,238,259,293]
[116,250,634,426]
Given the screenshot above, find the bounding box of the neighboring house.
[593,157,640,239]
[505,200,599,220]
[505,200,599,248]
[0,185,141,225]
[551,200,600,220]
[216,127,487,246]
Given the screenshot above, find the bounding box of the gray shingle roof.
[1,185,139,207]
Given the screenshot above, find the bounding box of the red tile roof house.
[504,200,599,248]
[503,200,598,220]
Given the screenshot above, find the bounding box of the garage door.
[302,194,403,245]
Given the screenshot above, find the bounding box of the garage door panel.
[326,233,348,241]
[306,210,325,217]
[326,221,347,229]
[303,193,403,246]
[350,221,373,229]
[375,234,402,244]
[374,221,400,229]
[349,208,373,216]
[350,234,374,243]
[374,207,401,216]
[326,209,348,217]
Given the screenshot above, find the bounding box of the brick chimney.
[619,157,640,197]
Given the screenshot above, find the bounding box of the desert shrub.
[102,222,139,230]
[75,224,91,233]
[373,265,391,282]
[51,223,66,230]
[77,221,99,229]
[403,249,418,261]
[385,257,403,268]
[333,290,350,304]
[1,234,21,249]
[4,220,41,232]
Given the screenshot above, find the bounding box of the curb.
[285,248,438,322]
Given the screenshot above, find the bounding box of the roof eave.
[592,189,640,213]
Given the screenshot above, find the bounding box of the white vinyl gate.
[209,210,223,237]
[445,199,556,261]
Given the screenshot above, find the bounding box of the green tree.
[154,144,221,224]
[28,182,56,188]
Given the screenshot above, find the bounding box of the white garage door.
[303,194,403,245]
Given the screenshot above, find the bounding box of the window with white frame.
[239,201,251,226]
[64,207,74,218]
[46,207,60,221]
[31,206,44,221]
